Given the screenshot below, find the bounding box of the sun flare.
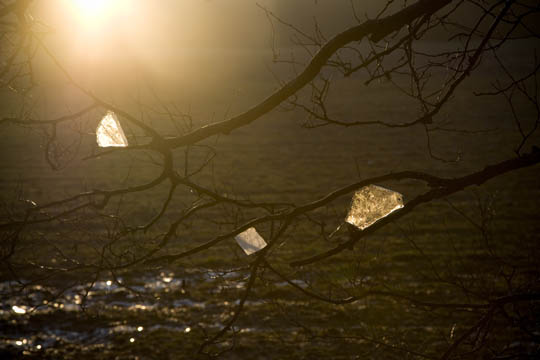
[70,0,132,28]
[73,0,109,16]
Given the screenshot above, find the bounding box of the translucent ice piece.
[235,227,267,255]
[96,111,128,147]
[345,185,404,230]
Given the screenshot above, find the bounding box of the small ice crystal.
[96,111,128,147]
[234,227,267,255]
[345,185,404,230]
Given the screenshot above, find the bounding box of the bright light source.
[69,0,134,31]
[129,337,135,343]
[73,0,108,15]
[137,326,143,332]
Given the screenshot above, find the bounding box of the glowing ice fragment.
[12,305,26,314]
[96,111,128,147]
[345,185,404,230]
[234,227,267,255]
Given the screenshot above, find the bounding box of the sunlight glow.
[69,0,134,30]
[73,0,108,15]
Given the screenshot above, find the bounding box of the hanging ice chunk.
[96,111,128,147]
[235,227,267,255]
[345,185,404,230]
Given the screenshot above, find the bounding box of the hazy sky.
[25,1,476,105]
[34,0,383,50]
[30,1,375,91]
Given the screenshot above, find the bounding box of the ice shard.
[96,111,128,147]
[345,185,404,230]
[235,227,267,255]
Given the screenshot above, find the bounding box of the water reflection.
[0,268,273,353]
[12,305,26,314]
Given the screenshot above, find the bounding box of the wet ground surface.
[0,268,259,358]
